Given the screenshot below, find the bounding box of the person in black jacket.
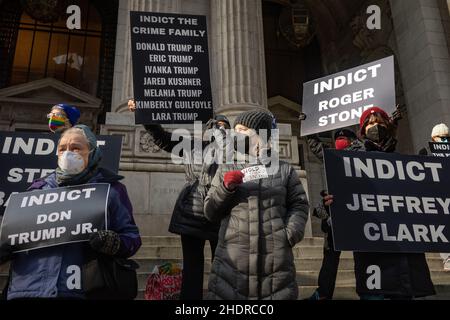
[324,106,435,300]
[308,129,357,300]
[128,99,230,300]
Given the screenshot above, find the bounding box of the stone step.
[135,284,450,300]
[134,269,450,291]
[140,236,325,247]
[131,255,445,273]
[133,245,355,260]
[134,243,443,260]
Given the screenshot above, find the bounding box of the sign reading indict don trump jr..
[324,149,450,253]
[130,11,213,124]
[0,183,110,253]
[301,56,396,137]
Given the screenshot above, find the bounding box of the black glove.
[89,230,121,256]
[0,242,14,265]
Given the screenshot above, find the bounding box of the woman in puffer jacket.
[0,125,141,300]
[204,110,309,300]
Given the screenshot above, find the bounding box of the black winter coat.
[204,160,309,300]
[348,139,435,298]
[144,124,221,241]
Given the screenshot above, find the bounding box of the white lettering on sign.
[242,165,269,183]
[37,210,72,224]
[313,64,381,95]
[363,223,448,243]
[1,137,55,155]
[343,157,443,182]
[20,188,96,208]
[8,226,67,245]
[8,168,54,183]
[346,194,450,214]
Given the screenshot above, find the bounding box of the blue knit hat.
[53,104,81,126]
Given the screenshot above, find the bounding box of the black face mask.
[366,124,389,143]
[233,132,250,154]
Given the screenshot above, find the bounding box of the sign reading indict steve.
[429,142,450,157]
[323,149,450,253]
[0,183,110,252]
[301,56,396,136]
[130,11,213,124]
[0,131,122,216]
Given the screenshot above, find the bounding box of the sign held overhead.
[301,56,396,136]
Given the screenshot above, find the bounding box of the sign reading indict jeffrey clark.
[0,183,110,252]
[0,131,122,216]
[323,149,450,253]
[301,56,396,137]
[130,11,213,124]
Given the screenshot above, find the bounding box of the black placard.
[130,11,213,124]
[0,183,110,252]
[429,142,450,157]
[0,131,122,216]
[324,149,450,253]
[301,56,396,136]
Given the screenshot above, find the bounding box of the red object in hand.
[223,170,244,190]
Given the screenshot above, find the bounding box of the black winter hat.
[234,110,273,138]
[334,128,357,141]
[214,114,230,128]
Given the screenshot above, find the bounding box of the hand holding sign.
[89,230,121,256]
[323,194,334,206]
[223,171,244,191]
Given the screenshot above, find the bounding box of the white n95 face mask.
[58,151,85,175]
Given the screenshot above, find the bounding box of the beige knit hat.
[431,123,449,138]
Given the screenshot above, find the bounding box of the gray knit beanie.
[234,110,273,138]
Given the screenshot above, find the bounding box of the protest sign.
[301,56,396,136]
[0,131,122,215]
[242,165,269,183]
[0,183,110,252]
[323,149,450,253]
[130,11,213,124]
[429,142,450,158]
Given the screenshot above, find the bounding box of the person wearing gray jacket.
[204,110,309,300]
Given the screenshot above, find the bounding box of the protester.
[0,125,141,300]
[419,123,450,155]
[47,104,81,132]
[323,106,435,300]
[308,128,357,300]
[420,123,450,270]
[128,99,230,300]
[204,109,309,300]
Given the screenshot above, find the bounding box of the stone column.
[109,0,181,123]
[210,0,268,120]
[390,0,450,152]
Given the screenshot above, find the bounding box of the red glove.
[223,170,244,191]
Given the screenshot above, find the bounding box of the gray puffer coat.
[204,160,309,300]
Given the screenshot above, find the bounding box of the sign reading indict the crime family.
[130,11,213,124]
[0,183,110,252]
[0,131,122,216]
[429,142,450,157]
[324,149,450,253]
[301,56,396,137]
